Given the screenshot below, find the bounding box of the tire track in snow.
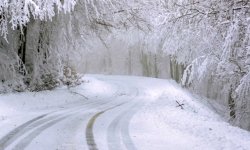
[120,100,145,150]
[10,83,124,150]
[0,83,124,150]
[0,100,107,150]
[107,88,146,150]
[11,96,126,150]
[85,87,139,150]
[0,114,47,149]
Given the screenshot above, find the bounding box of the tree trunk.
[229,86,236,119]
[170,58,173,79]
[175,61,179,83]
[18,26,27,75]
[128,50,132,75]
[154,54,159,78]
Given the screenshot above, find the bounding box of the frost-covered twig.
[70,91,88,99]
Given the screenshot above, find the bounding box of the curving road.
[2,75,249,150]
[0,76,146,150]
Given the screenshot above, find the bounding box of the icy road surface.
[0,75,250,150]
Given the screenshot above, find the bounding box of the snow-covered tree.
[0,0,76,92]
[0,0,159,92]
[157,0,250,130]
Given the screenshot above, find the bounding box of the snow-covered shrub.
[0,50,27,93]
[61,66,84,88]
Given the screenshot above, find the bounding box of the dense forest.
[1,0,250,130]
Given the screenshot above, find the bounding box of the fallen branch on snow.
[70,91,88,99]
[176,101,184,109]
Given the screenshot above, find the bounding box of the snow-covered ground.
[0,75,250,150]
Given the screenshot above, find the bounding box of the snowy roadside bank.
[88,75,250,149]
[0,76,117,139]
[127,77,250,150]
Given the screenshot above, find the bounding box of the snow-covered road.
[0,75,250,150]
